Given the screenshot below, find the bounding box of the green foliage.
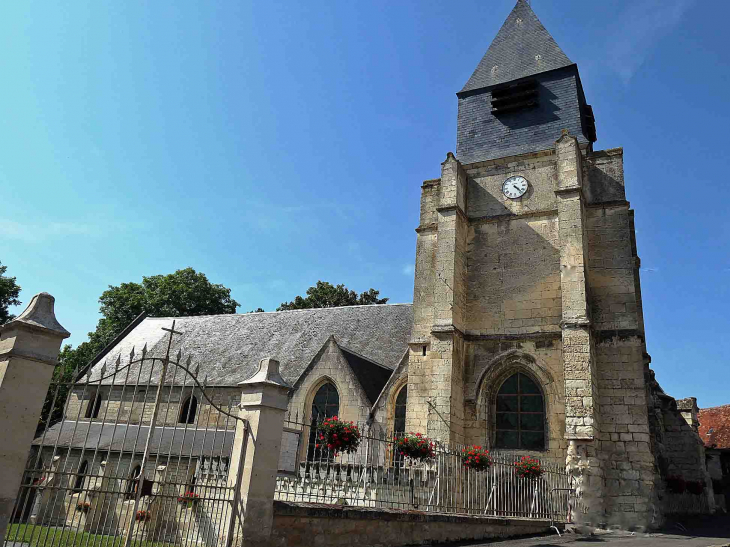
[396,432,435,461]
[0,260,22,324]
[514,456,543,479]
[277,281,388,311]
[42,268,239,432]
[7,523,173,547]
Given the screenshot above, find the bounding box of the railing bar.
[37,377,94,547]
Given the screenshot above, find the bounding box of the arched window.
[125,464,141,499]
[86,392,102,419]
[394,386,407,436]
[179,395,198,424]
[307,382,339,460]
[495,372,545,450]
[73,460,88,493]
[393,385,408,466]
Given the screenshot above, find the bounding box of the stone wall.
[66,385,241,430]
[269,501,553,547]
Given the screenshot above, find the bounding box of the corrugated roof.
[460,0,573,93]
[83,304,413,387]
[699,405,730,449]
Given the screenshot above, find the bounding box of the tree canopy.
[277,281,388,311]
[0,261,22,324]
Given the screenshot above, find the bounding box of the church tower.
[407,0,655,526]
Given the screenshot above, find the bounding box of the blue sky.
[2,1,728,407]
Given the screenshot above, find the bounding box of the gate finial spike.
[186,355,193,367]
[194,363,200,376]
[175,349,181,363]
[100,362,107,378]
[202,375,208,389]
[141,344,147,358]
[115,354,121,367]
[129,346,135,361]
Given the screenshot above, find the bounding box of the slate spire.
[461,0,573,93]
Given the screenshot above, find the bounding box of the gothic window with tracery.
[495,372,545,450]
[307,382,339,460]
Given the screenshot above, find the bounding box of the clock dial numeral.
[502,176,528,199]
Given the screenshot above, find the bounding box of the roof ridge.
[145,302,413,320]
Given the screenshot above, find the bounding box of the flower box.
[396,433,435,462]
[315,416,361,456]
[514,456,543,479]
[177,492,200,508]
[75,502,90,514]
[135,510,151,522]
[460,446,493,471]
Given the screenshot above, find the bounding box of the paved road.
[435,516,730,547]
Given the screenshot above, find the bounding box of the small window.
[422,346,427,357]
[393,386,408,466]
[179,395,198,424]
[73,460,88,493]
[495,372,545,450]
[126,465,141,499]
[86,392,103,419]
[394,386,408,436]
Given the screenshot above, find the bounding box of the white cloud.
[641,267,659,273]
[402,264,415,276]
[606,0,695,83]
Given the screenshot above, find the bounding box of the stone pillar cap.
[239,357,291,389]
[4,292,70,338]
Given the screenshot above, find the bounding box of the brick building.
[38,0,713,529]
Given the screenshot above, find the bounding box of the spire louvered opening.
[491,79,539,114]
[583,104,597,142]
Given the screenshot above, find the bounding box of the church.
[37,0,713,530]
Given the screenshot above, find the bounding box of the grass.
[6,524,175,547]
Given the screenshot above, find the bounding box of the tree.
[0,261,21,324]
[41,268,239,431]
[277,281,388,311]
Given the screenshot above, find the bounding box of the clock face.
[502,175,528,199]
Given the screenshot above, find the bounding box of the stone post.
[0,293,70,542]
[228,358,291,547]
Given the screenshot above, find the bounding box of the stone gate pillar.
[228,358,291,547]
[0,293,69,542]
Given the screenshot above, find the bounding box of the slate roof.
[460,0,573,93]
[699,405,730,449]
[34,421,233,457]
[340,348,395,406]
[83,304,413,387]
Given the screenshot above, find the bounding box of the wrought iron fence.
[275,415,574,522]
[5,321,247,547]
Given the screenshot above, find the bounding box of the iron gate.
[5,321,247,547]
